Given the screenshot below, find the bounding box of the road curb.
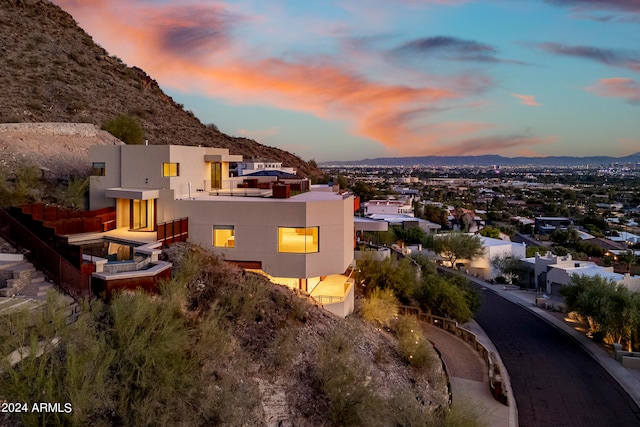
[477,280,640,412]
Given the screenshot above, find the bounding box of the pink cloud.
[511,93,540,106]
[55,0,496,155]
[588,78,640,104]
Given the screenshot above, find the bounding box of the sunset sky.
[54,0,639,162]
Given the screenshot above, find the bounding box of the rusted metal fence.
[156,218,189,246]
[20,203,116,234]
[0,209,91,300]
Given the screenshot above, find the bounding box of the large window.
[91,162,105,176]
[162,162,180,177]
[213,226,235,248]
[278,227,319,253]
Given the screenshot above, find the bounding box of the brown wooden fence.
[0,209,91,300]
[157,218,188,246]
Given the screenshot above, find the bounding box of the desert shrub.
[12,162,43,205]
[440,399,487,427]
[316,330,383,426]
[393,315,437,372]
[266,327,296,371]
[101,113,145,144]
[360,287,399,327]
[0,284,259,427]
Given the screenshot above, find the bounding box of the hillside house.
[89,145,355,317]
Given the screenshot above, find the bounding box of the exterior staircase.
[0,259,53,299]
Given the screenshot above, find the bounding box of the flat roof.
[177,190,350,203]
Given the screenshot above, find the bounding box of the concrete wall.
[175,196,354,279]
[469,242,527,280]
[323,282,355,318]
[89,145,122,210]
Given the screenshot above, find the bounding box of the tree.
[102,113,145,144]
[62,176,89,210]
[491,253,522,284]
[478,226,500,239]
[355,251,418,302]
[422,204,448,226]
[617,250,638,274]
[336,174,348,190]
[392,225,426,246]
[550,227,580,247]
[561,274,635,350]
[430,233,484,269]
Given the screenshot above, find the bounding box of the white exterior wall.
[89,145,122,210]
[174,195,354,279]
[469,241,526,280]
[364,201,414,217]
[120,145,172,189]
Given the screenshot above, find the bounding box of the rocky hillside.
[0,0,321,177]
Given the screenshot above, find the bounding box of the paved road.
[475,287,640,427]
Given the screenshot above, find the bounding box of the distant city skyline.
[54,0,640,162]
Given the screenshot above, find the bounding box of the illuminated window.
[162,162,180,177]
[213,226,235,248]
[91,162,105,176]
[278,227,319,253]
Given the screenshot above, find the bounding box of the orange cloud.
[55,0,495,155]
[588,78,640,104]
[511,93,540,106]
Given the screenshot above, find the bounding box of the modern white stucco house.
[89,144,355,317]
[530,252,640,295]
[433,234,526,280]
[363,199,415,217]
[466,236,527,280]
[236,158,296,176]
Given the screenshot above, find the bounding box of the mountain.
[0,0,320,177]
[321,152,640,167]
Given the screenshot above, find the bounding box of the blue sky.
[55,0,640,161]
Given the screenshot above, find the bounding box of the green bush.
[316,330,383,426]
[360,287,399,327]
[393,315,437,372]
[102,113,145,144]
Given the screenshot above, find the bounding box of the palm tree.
[617,250,638,274]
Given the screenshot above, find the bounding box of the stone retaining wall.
[0,123,99,137]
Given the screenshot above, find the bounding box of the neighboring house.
[530,252,640,295]
[435,235,526,280]
[365,214,441,234]
[610,231,640,245]
[89,145,355,317]
[465,236,526,280]
[534,216,572,235]
[363,199,415,217]
[236,158,296,176]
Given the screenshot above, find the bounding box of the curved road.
[475,287,640,427]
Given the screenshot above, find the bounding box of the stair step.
[30,274,46,284]
[0,260,24,270]
[9,262,36,272]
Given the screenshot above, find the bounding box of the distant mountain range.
[321,152,640,167]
